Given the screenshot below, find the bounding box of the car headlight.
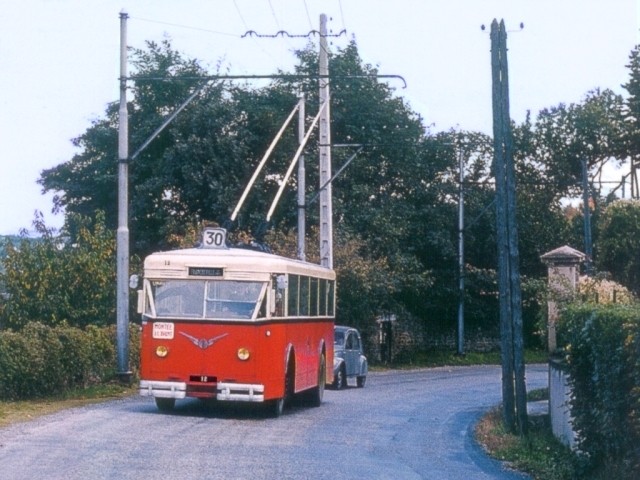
[237,347,250,361]
[155,345,169,358]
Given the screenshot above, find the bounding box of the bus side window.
[274,275,286,317]
[299,276,310,316]
[259,292,268,318]
[310,277,319,316]
[288,274,299,317]
[328,280,335,317]
[319,280,327,316]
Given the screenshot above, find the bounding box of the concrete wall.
[549,359,577,449]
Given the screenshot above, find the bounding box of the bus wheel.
[270,397,285,417]
[270,354,294,417]
[155,397,175,412]
[308,354,326,407]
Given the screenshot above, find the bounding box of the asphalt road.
[0,364,547,480]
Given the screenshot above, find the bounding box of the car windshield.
[334,330,345,346]
[147,279,265,320]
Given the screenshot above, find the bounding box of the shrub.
[0,329,49,399]
[0,322,140,400]
[557,303,640,477]
[578,274,635,304]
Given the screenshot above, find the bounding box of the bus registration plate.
[153,322,174,339]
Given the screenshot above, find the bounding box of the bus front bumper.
[140,380,187,399]
[217,382,264,402]
[139,380,265,402]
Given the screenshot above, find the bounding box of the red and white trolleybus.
[138,227,335,416]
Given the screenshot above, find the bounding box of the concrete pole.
[116,11,131,381]
[581,159,593,275]
[297,94,306,261]
[318,14,333,269]
[457,146,465,355]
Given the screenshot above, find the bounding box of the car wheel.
[333,365,346,390]
[356,375,366,388]
[155,397,175,411]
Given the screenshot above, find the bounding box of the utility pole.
[490,19,527,435]
[457,145,465,355]
[582,158,593,274]
[297,93,306,261]
[116,10,132,382]
[318,14,333,269]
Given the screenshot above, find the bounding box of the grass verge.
[475,390,577,480]
[379,348,548,369]
[0,382,138,429]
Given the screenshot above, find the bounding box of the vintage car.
[332,326,368,389]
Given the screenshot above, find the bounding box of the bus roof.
[144,246,336,281]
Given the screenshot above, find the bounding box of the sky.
[1,0,639,235]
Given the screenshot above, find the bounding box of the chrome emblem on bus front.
[179,332,228,350]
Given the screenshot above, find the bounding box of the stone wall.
[366,314,500,364]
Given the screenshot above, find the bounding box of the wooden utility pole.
[490,19,528,435]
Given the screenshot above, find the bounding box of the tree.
[38,39,442,328]
[0,212,117,330]
[511,115,573,274]
[38,37,565,348]
[42,41,262,255]
[596,200,640,295]
[622,46,640,163]
[530,89,626,198]
[266,226,397,337]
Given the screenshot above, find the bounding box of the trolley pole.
[116,10,132,382]
[318,14,333,269]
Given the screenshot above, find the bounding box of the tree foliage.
[525,89,626,198]
[621,45,640,164]
[34,37,640,349]
[0,212,117,330]
[596,200,640,295]
[38,39,453,332]
[266,226,397,337]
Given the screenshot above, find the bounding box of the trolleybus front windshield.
[148,280,266,320]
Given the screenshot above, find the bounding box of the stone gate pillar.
[540,246,585,352]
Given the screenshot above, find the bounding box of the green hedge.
[0,322,140,400]
[557,304,640,476]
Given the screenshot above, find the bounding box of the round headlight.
[237,347,250,361]
[155,345,169,358]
